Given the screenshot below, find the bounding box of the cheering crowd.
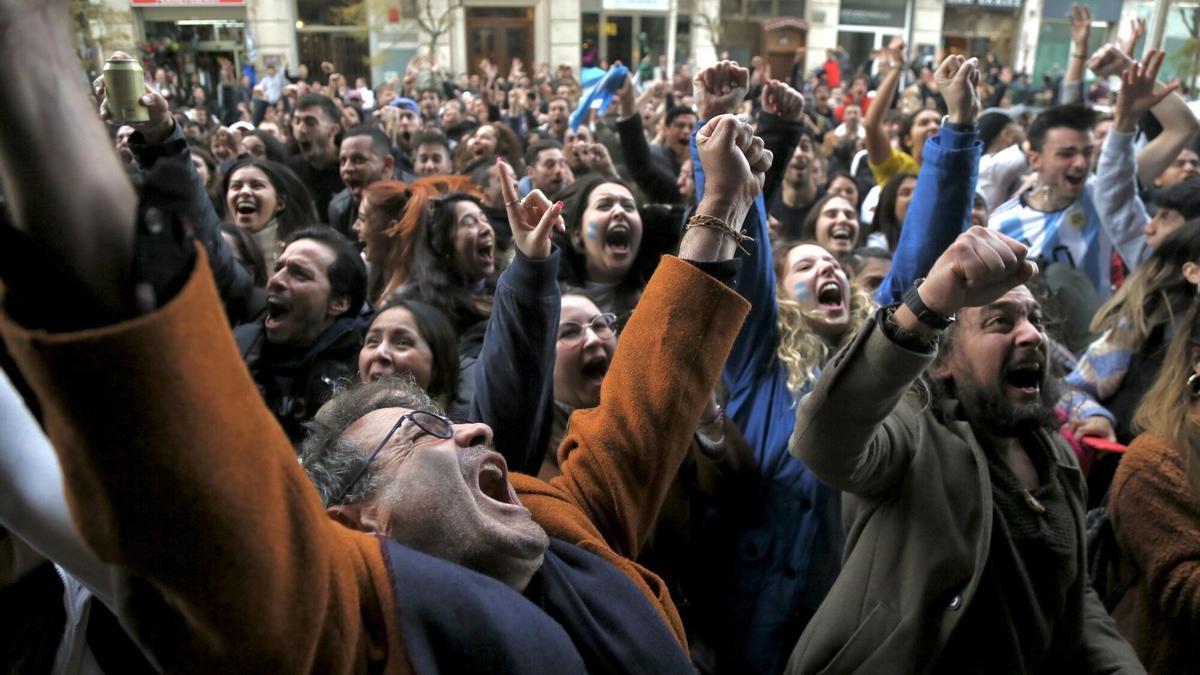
[2,1,1200,673]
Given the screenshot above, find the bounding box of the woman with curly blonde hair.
[772,240,875,394]
[685,57,984,672]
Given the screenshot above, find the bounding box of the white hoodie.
[0,369,118,674]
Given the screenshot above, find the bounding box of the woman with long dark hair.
[403,185,498,334]
[553,175,660,318]
[1064,221,1200,444]
[867,172,917,251]
[796,193,866,259]
[357,298,460,410]
[222,157,317,267]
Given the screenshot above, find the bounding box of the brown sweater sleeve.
[546,256,749,559]
[0,251,403,673]
[1111,433,1200,621]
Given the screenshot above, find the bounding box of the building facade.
[70,0,1200,92]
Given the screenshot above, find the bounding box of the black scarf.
[382,536,694,674]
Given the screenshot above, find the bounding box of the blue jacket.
[691,117,980,674]
[875,121,982,305]
[469,248,561,476]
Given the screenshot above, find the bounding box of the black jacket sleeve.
[469,248,562,475]
[756,111,804,207]
[129,124,263,325]
[615,113,681,204]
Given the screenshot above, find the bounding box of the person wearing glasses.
[537,290,756,666]
[544,294,618,462]
[0,5,763,668]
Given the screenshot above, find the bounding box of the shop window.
[721,0,804,19]
[298,31,370,84]
[142,20,246,92]
[1031,21,1106,82]
[839,0,906,28]
[675,16,692,65]
[582,13,601,68]
[719,0,741,18]
[465,8,533,77]
[466,7,533,18]
[778,0,804,17]
[640,16,667,65]
[298,0,366,27]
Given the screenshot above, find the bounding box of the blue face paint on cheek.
[792,282,811,301]
[586,221,599,241]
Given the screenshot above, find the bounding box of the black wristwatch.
[902,278,955,330]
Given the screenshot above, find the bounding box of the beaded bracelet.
[685,214,755,255]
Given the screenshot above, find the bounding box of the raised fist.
[918,226,1037,315]
[695,114,771,224]
[692,60,749,121]
[934,54,980,126]
[1087,44,1133,80]
[760,78,804,123]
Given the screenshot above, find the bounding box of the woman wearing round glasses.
[539,292,756,662]
[551,296,617,417]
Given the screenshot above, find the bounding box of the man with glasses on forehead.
[0,5,766,668]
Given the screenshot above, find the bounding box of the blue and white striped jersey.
[989,182,1115,297]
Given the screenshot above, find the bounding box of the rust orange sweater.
[1110,432,1200,673]
[1,251,747,673]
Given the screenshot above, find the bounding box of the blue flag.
[569,65,630,132]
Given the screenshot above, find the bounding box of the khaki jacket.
[785,311,1144,674]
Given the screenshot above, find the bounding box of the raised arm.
[794,227,1037,495]
[0,5,389,670]
[1090,44,1200,187]
[875,55,983,305]
[758,78,807,205]
[0,368,115,607]
[614,75,681,203]
[1061,4,1092,105]
[469,159,565,475]
[865,38,905,169]
[103,74,263,325]
[0,9,137,324]
[688,62,779,397]
[549,114,761,556]
[1097,49,1179,265]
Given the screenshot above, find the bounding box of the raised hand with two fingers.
[496,157,564,260]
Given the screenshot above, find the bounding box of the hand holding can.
[102,54,149,123]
